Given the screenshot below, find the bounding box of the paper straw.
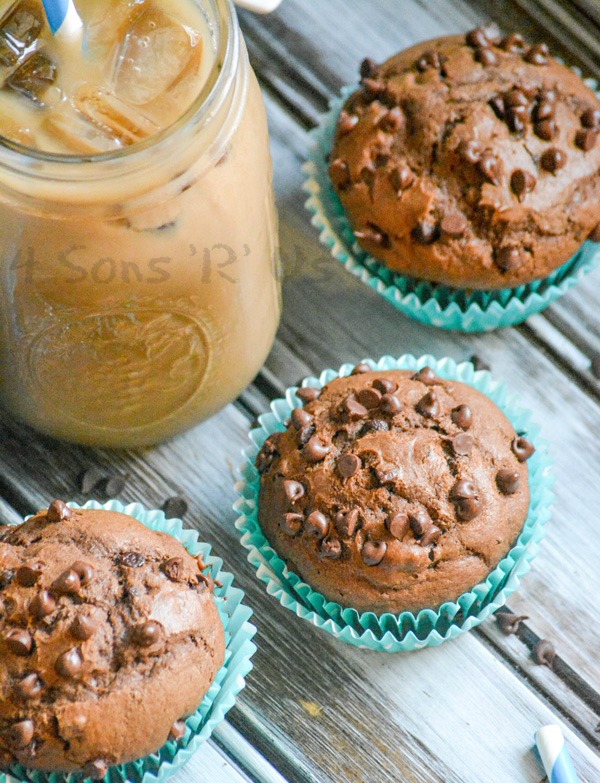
[535,725,581,783]
[41,0,82,38]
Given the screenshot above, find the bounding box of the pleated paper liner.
[234,354,555,652]
[2,500,257,783]
[303,82,600,333]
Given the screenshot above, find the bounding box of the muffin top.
[0,504,225,777]
[329,27,600,289]
[257,365,533,614]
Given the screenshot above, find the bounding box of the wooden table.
[3,1,600,781]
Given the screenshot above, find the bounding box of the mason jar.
[0,0,280,447]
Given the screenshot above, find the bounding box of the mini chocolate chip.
[540,147,566,172]
[380,393,403,415]
[55,647,83,678]
[71,615,98,641]
[105,475,127,497]
[341,395,369,420]
[465,27,489,48]
[291,408,314,430]
[80,466,106,495]
[83,760,110,780]
[47,500,72,524]
[581,108,600,129]
[416,49,441,72]
[16,672,44,699]
[305,511,329,539]
[496,610,529,635]
[419,524,442,547]
[355,225,391,249]
[451,479,481,521]
[335,509,360,537]
[475,47,497,66]
[337,453,361,479]
[512,436,535,462]
[119,552,146,568]
[162,557,185,582]
[390,164,415,193]
[505,89,528,108]
[589,222,600,242]
[575,128,597,151]
[52,569,81,596]
[413,366,438,385]
[256,436,278,474]
[496,468,521,494]
[489,95,505,119]
[135,621,164,647]
[29,590,56,619]
[500,33,525,52]
[495,246,525,272]
[416,391,439,418]
[319,537,342,559]
[296,387,321,404]
[1,720,34,750]
[161,496,188,520]
[360,57,378,80]
[534,99,555,122]
[72,561,94,585]
[524,43,550,66]
[452,433,474,456]
[457,139,483,164]
[510,169,536,200]
[440,212,468,238]
[362,77,387,100]
[169,720,187,742]
[506,110,525,134]
[378,106,404,133]
[16,562,44,587]
[478,151,502,185]
[303,436,330,463]
[362,539,387,566]
[282,513,303,536]
[373,378,397,395]
[533,639,556,668]
[387,512,410,540]
[329,158,351,189]
[408,509,430,539]
[451,404,472,430]
[412,220,440,245]
[452,480,477,498]
[357,388,382,409]
[283,480,305,503]
[352,362,372,374]
[337,110,359,135]
[534,119,557,141]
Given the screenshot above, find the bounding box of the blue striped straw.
[535,725,581,783]
[41,0,82,37]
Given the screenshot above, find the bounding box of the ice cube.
[44,107,121,154]
[0,112,35,145]
[7,48,56,101]
[74,85,159,145]
[0,0,43,69]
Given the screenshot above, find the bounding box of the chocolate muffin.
[256,365,534,614]
[329,27,600,289]
[0,503,225,777]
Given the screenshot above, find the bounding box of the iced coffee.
[0,0,280,446]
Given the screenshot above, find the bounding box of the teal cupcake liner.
[234,354,554,652]
[302,80,600,333]
[2,500,256,783]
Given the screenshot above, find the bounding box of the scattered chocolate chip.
[475,47,498,66]
[412,220,440,245]
[496,468,521,494]
[540,147,566,172]
[416,391,439,418]
[362,539,387,566]
[465,27,490,48]
[256,435,279,474]
[496,610,529,635]
[83,760,110,780]
[451,404,473,430]
[378,106,404,133]
[79,466,106,495]
[499,33,525,52]
[495,246,525,272]
[305,510,329,539]
[506,109,525,134]
[452,433,474,456]
[119,551,146,568]
[71,615,98,641]
[335,509,360,537]
[291,409,314,431]
[337,453,361,479]
[589,223,600,242]
[357,387,382,409]
[47,500,72,524]
[408,510,430,539]
[16,672,44,699]
[511,436,535,462]
[457,139,483,164]
[341,395,369,420]
[390,164,415,193]
[329,158,351,189]
[1,720,34,750]
[29,590,56,619]
[440,212,468,238]
[297,424,316,446]
[282,513,303,536]
[575,128,597,151]
[380,393,403,415]
[510,169,536,200]
[52,569,81,596]
[505,89,528,108]
[387,511,410,540]
[283,479,305,503]
[162,557,185,582]
[373,378,397,395]
[478,151,502,185]
[337,110,359,136]
[355,225,391,249]
[16,562,44,587]
[161,496,188,519]
[297,387,321,404]
[303,436,330,463]
[319,536,342,559]
[524,43,550,66]
[105,475,127,497]
[451,479,481,521]
[169,720,187,742]
[134,621,164,647]
[581,108,600,129]
[489,94,505,119]
[352,362,372,374]
[419,524,442,547]
[416,49,441,72]
[55,647,83,678]
[534,118,557,141]
[533,638,556,667]
[360,57,378,80]
[534,99,555,122]
[412,366,438,385]
[72,561,94,585]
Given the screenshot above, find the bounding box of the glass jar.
[0,0,280,447]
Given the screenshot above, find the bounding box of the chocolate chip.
[305,510,329,539]
[380,393,403,415]
[510,169,536,200]
[540,147,566,172]
[378,106,404,133]
[412,220,440,245]
[524,43,550,66]
[451,404,472,430]
[373,378,397,395]
[575,128,597,151]
[16,562,44,587]
[256,436,279,474]
[465,27,490,48]
[329,158,351,189]
[357,388,382,409]
[413,366,438,385]
[338,110,359,136]
[335,509,359,538]
[291,408,314,431]
[134,621,164,647]
[80,466,106,494]
[511,436,535,462]
[419,524,442,547]
[1,720,34,750]
[16,672,44,699]
[282,513,303,536]
[119,552,146,568]
[416,391,439,418]
[478,151,502,185]
[505,89,528,108]
[341,395,369,420]
[451,479,481,521]
[496,469,521,495]
[533,639,556,668]
[496,610,528,635]
[489,95,505,119]
[29,590,56,619]
[534,119,557,141]
[506,110,525,134]
[298,424,316,446]
[352,362,372,375]
[355,225,391,249]
[386,512,410,540]
[283,479,304,503]
[72,561,94,585]
[161,496,188,519]
[360,57,378,80]
[71,615,98,641]
[0,569,14,589]
[362,77,387,100]
[581,108,600,129]
[55,647,83,678]
[303,436,330,463]
[362,539,387,566]
[390,164,415,193]
[408,509,429,539]
[495,246,525,272]
[83,760,110,780]
[374,152,390,169]
[475,47,497,66]
[534,99,555,122]
[440,212,468,238]
[416,49,441,72]
[169,720,187,742]
[360,418,390,434]
[162,557,185,582]
[500,33,525,52]
[52,569,81,596]
[337,453,361,479]
[319,537,342,559]
[297,387,321,404]
[457,139,483,164]
[452,433,474,456]
[47,500,72,524]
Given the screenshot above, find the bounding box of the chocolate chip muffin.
[256,365,534,614]
[329,27,600,289]
[0,502,225,778]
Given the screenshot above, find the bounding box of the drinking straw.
[535,725,581,783]
[40,0,82,38]
[234,0,283,13]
